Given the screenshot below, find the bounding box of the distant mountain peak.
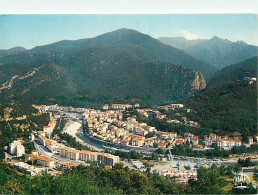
[97,28,144,37]
[236,40,247,45]
[8,46,27,52]
[113,28,141,33]
[210,36,222,40]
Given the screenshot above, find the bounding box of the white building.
[9,140,25,157]
[45,139,61,154]
[79,150,98,162]
[216,138,241,150]
[97,153,120,166]
[61,147,80,160]
[171,104,184,109]
[14,162,45,176]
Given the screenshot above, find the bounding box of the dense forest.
[183,80,256,140]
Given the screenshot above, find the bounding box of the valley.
[0,23,257,194]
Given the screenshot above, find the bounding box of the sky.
[0,14,257,49]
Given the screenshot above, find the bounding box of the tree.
[233,164,242,174]
[187,166,226,194]
[154,148,165,154]
[238,158,253,167]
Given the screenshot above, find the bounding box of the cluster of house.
[204,133,243,150]
[32,104,87,114]
[159,169,197,182]
[137,104,198,128]
[171,112,199,127]
[136,108,167,119]
[180,116,199,127]
[136,109,150,118]
[103,103,140,110]
[85,108,200,148]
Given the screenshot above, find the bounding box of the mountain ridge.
[158,36,258,69]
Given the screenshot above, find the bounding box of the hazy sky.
[0,14,257,49]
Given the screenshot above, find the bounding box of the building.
[79,150,98,162]
[45,139,61,153]
[31,150,39,155]
[97,153,120,166]
[135,103,140,108]
[61,147,119,166]
[9,139,25,157]
[111,104,133,110]
[156,114,166,120]
[248,136,253,145]
[38,134,47,146]
[103,104,109,110]
[43,117,56,137]
[131,137,144,147]
[38,132,61,153]
[216,138,241,150]
[26,154,55,168]
[14,162,45,176]
[58,162,74,170]
[136,109,149,118]
[204,133,221,146]
[171,104,184,109]
[29,133,35,141]
[61,147,80,160]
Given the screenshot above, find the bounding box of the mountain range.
[0,28,210,107]
[158,36,258,69]
[0,28,257,108]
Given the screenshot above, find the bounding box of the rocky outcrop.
[191,71,206,91]
[0,66,43,93]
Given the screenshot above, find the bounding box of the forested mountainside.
[207,56,257,88]
[0,29,211,107]
[158,36,257,69]
[0,47,26,59]
[182,57,257,140]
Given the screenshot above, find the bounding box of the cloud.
[181,30,197,40]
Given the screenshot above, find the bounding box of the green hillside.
[182,57,257,140]
[208,56,257,87]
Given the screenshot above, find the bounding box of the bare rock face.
[191,71,206,91]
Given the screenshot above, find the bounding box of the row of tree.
[3,162,256,194]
